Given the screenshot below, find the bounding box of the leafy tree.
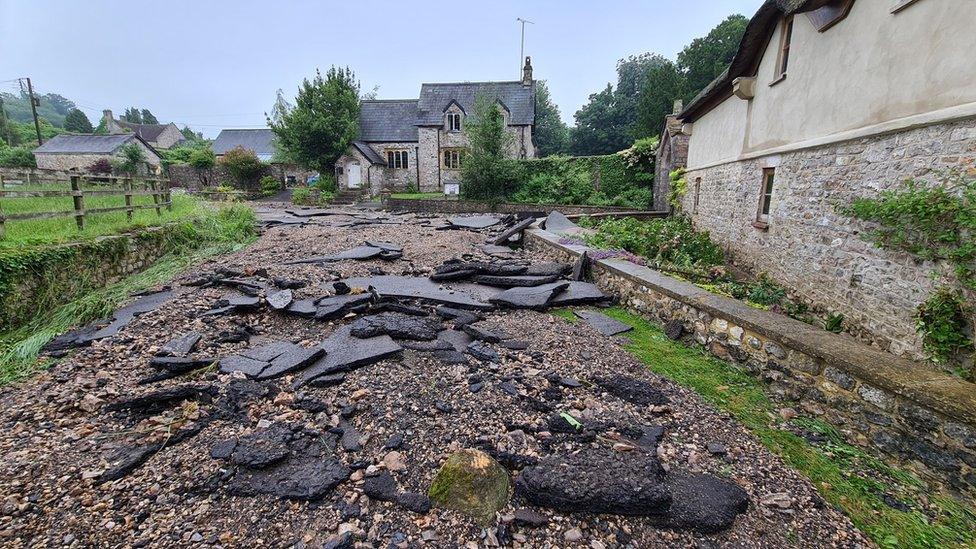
[112,142,147,175]
[181,126,201,142]
[121,107,142,124]
[635,59,685,138]
[140,109,159,124]
[63,108,94,133]
[532,81,569,157]
[570,85,628,155]
[188,147,216,187]
[268,67,361,174]
[219,146,266,189]
[0,98,19,146]
[460,96,523,203]
[677,14,749,101]
[0,146,36,168]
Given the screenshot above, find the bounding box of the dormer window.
[447,113,462,132]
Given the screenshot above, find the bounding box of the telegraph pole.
[25,78,43,145]
[517,18,534,76]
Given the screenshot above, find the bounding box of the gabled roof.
[359,100,420,142]
[115,120,181,143]
[351,141,387,165]
[417,81,534,126]
[679,0,838,122]
[212,128,277,158]
[34,133,159,158]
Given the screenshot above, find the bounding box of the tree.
[460,96,523,203]
[268,67,361,174]
[112,142,147,175]
[181,126,201,142]
[121,107,142,124]
[63,109,94,133]
[635,59,685,138]
[570,85,627,155]
[532,81,569,157]
[677,14,749,101]
[140,109,159,124]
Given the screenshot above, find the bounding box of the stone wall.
[383,197,650,216]
[1,225,176,332]
[525,227,976,495]
[169,164,314,192]
[683,118,976,360]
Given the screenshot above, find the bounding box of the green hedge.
[513,154,652,209]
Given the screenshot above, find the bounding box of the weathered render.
[336,58,537,195]
[677,0,976,359]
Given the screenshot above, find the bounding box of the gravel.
[0,206,870,548]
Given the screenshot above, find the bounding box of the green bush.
[512,150,652,209]
[916,287,974,369]
[218,146,266,189]
[0,146,37,168]
[313,174,337,193]
[260,175,282,197]
[460,96,524,203]
[292,186,311,204]
[292,185,333,206]
[584,216,724,272]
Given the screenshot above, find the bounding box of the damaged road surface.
[0,206,869,548]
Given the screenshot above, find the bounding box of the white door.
[347,163,362,189]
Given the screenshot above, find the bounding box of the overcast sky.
[1,0,763,138]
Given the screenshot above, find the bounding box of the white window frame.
[447,113,462,132]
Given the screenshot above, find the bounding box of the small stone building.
[211,128,315,186]
[34,134,162,173]
[102,110,185,150]
[675,0,975,359]
[336,58,537,196]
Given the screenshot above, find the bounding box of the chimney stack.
[522,56,533,87]
[672,99,684,115]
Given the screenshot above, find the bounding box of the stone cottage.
[102,110,185,150]
[653,100,690,212]
[671,0,975,358]
[335,58,537,196]
[34,134,162,173]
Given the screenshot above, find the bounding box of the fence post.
[149,180,162,216]
[0,173,5,239]
[123,177,133,222]
[71,175,85,230]
[165,179,172,211]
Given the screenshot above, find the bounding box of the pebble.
[564,528,583,541]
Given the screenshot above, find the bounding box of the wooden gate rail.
[0,168,172,237]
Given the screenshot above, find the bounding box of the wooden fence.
[0,168,172,238]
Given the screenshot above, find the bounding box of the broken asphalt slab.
[337,276,497,311]
[574,310,633,336]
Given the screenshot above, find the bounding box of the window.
[775,16,794,81]
[386,149,409,169]
[693,177,702,213]
[755,168,775,228]
[447,113,462,132]
[443,149,464,170]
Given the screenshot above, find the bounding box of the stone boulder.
[428,449,510,524]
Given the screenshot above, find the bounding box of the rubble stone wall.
[525,228,976,495]
[383,198,644,216]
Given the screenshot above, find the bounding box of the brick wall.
[683,118,976,360]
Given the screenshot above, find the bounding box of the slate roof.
[212,129,277,160]
[34,134,159,157]
[359,100,420,142]
[416,81,534,126]
[115,120,178,143]
[351,141,386,165]
[679,0,835,122]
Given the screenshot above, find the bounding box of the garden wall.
[525,226,976,495]
[169,164,315,191]
[383,197,652,216]
[0,225,177,332]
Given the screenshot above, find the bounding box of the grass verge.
[0,203,257,385]
[554,307,976,548]
[388,192,448,200]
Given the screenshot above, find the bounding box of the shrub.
[312,174,337,193]
[583,216,725,272]
[188,148,216,187]
[87,158,113,174]
[0,146,37,168]
[111,142,146,175]
[916,287,974,369]
[260,176,282,197]
[292,186,312,205]
[218,146,265,189]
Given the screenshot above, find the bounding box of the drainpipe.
[367,164,372,196]
[436,129,442,189]
[414,145,420,190]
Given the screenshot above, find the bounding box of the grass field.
[0,184,203,247]
[552,307,976,549]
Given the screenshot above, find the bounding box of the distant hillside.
[0,91,77,128]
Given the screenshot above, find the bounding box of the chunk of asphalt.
[80,289,176,343]
[218,355,268,377]
[365,240,403,252]
[472,274,561,288]
[242,341,303,362]
[139,356,216,383]
[491,217,535,245]
[105,384,217,414]
[594,374,668,406]
[525,262,570,277]
[349,312,444,341]
[547,282,610,307]
[286,299,318,317]
[462,323,506,344]
[574,310,633,336]
[283,245,385,265]
[314,293,373,320]
[437,329,475,352]
[266,289,294,310]
[542,211,580,234]
[292,325,402,388]
[337,276,496,311]
[466,341,499,363]
[99,421,205,482]
[571,252,588,281]
[447,215,502,230]
[489,282,570,311]
[157,331,202,357]
[256,346,326,380]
